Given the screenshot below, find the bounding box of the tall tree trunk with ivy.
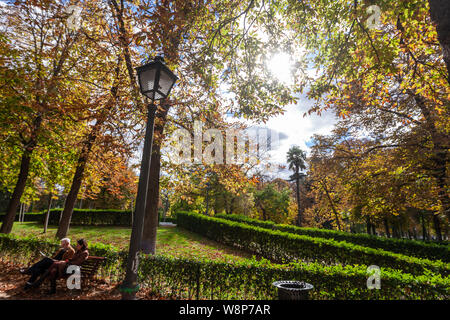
[55,121,101,239]
[427,0,450,242]
[0,114,42,234]
[428,0,450,85]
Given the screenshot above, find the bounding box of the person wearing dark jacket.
[32,239,89,294]
[22,238,75,289]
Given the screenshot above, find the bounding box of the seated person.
[21,238,74,289]
[33,238,89,294]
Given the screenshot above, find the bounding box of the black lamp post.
[121,56,177,300]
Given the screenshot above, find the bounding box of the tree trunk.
[205,189,209,215]
[19,203,23,222]
[399,221,405,238]
[383,217,390,238]
[371,223,376,236]
[366,218,371,235]
[229,197,235,215]
[428,0,450,85]
[427,142,448,240]
[18,202,23,223]
[432,214,442,241]
[262,207,267,221]
[414,94,449,234]
[350,223,355,233]
[43,192,52,233]
[141,105,169,254]
[55,52,121,239]
[295,176,302,227]
[320,180,341,231]
[421,213,427,241]
[0,114,42,234]
[55,120,101,239]
[393,222,401,238]
[140,142,162,254]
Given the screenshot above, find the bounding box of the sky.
[238,94,338,180]
[228,49,338,180]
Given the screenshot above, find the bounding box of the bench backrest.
[80,256,106,279]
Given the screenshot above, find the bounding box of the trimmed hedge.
[0,233,124,279]
[0,233,448,299]
[46,209,132,226]
[0,209,132,226]
[177,211,450,276]
[0,209,177,226]
[215,213,449,262]
[0,211,43,223]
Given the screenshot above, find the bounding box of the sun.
[267,52,293,85]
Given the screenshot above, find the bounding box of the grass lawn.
[10,222,256,263]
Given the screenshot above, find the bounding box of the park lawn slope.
[10,221,254,263]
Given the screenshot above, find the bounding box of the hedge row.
[0,234,448,299]
[215,213,449,262]
[0,209,176,226]
[0,233,123,276]
[177,212,450,276]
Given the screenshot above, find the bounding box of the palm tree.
[287,146,307,226]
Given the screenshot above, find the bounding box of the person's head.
[76,238,87,251]
[60,238,70,248]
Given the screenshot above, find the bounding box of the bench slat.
[63,256,106,281]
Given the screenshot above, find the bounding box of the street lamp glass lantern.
[136,56,178,100]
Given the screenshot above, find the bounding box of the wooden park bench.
[39,256,107,292]
[76,256,107,285]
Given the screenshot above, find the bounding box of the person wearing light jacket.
[32,238,89,294]
[22,238,75,289]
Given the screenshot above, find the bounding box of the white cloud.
[242,94,337,179]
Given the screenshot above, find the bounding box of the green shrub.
[0,233,448,299]
[178,211,449,276]
[140,254,449,300]
[0,209,132,226]
[0,211,43,223]
[215,213,449,262]
[0,233,123,278]
[0,209,177,226]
